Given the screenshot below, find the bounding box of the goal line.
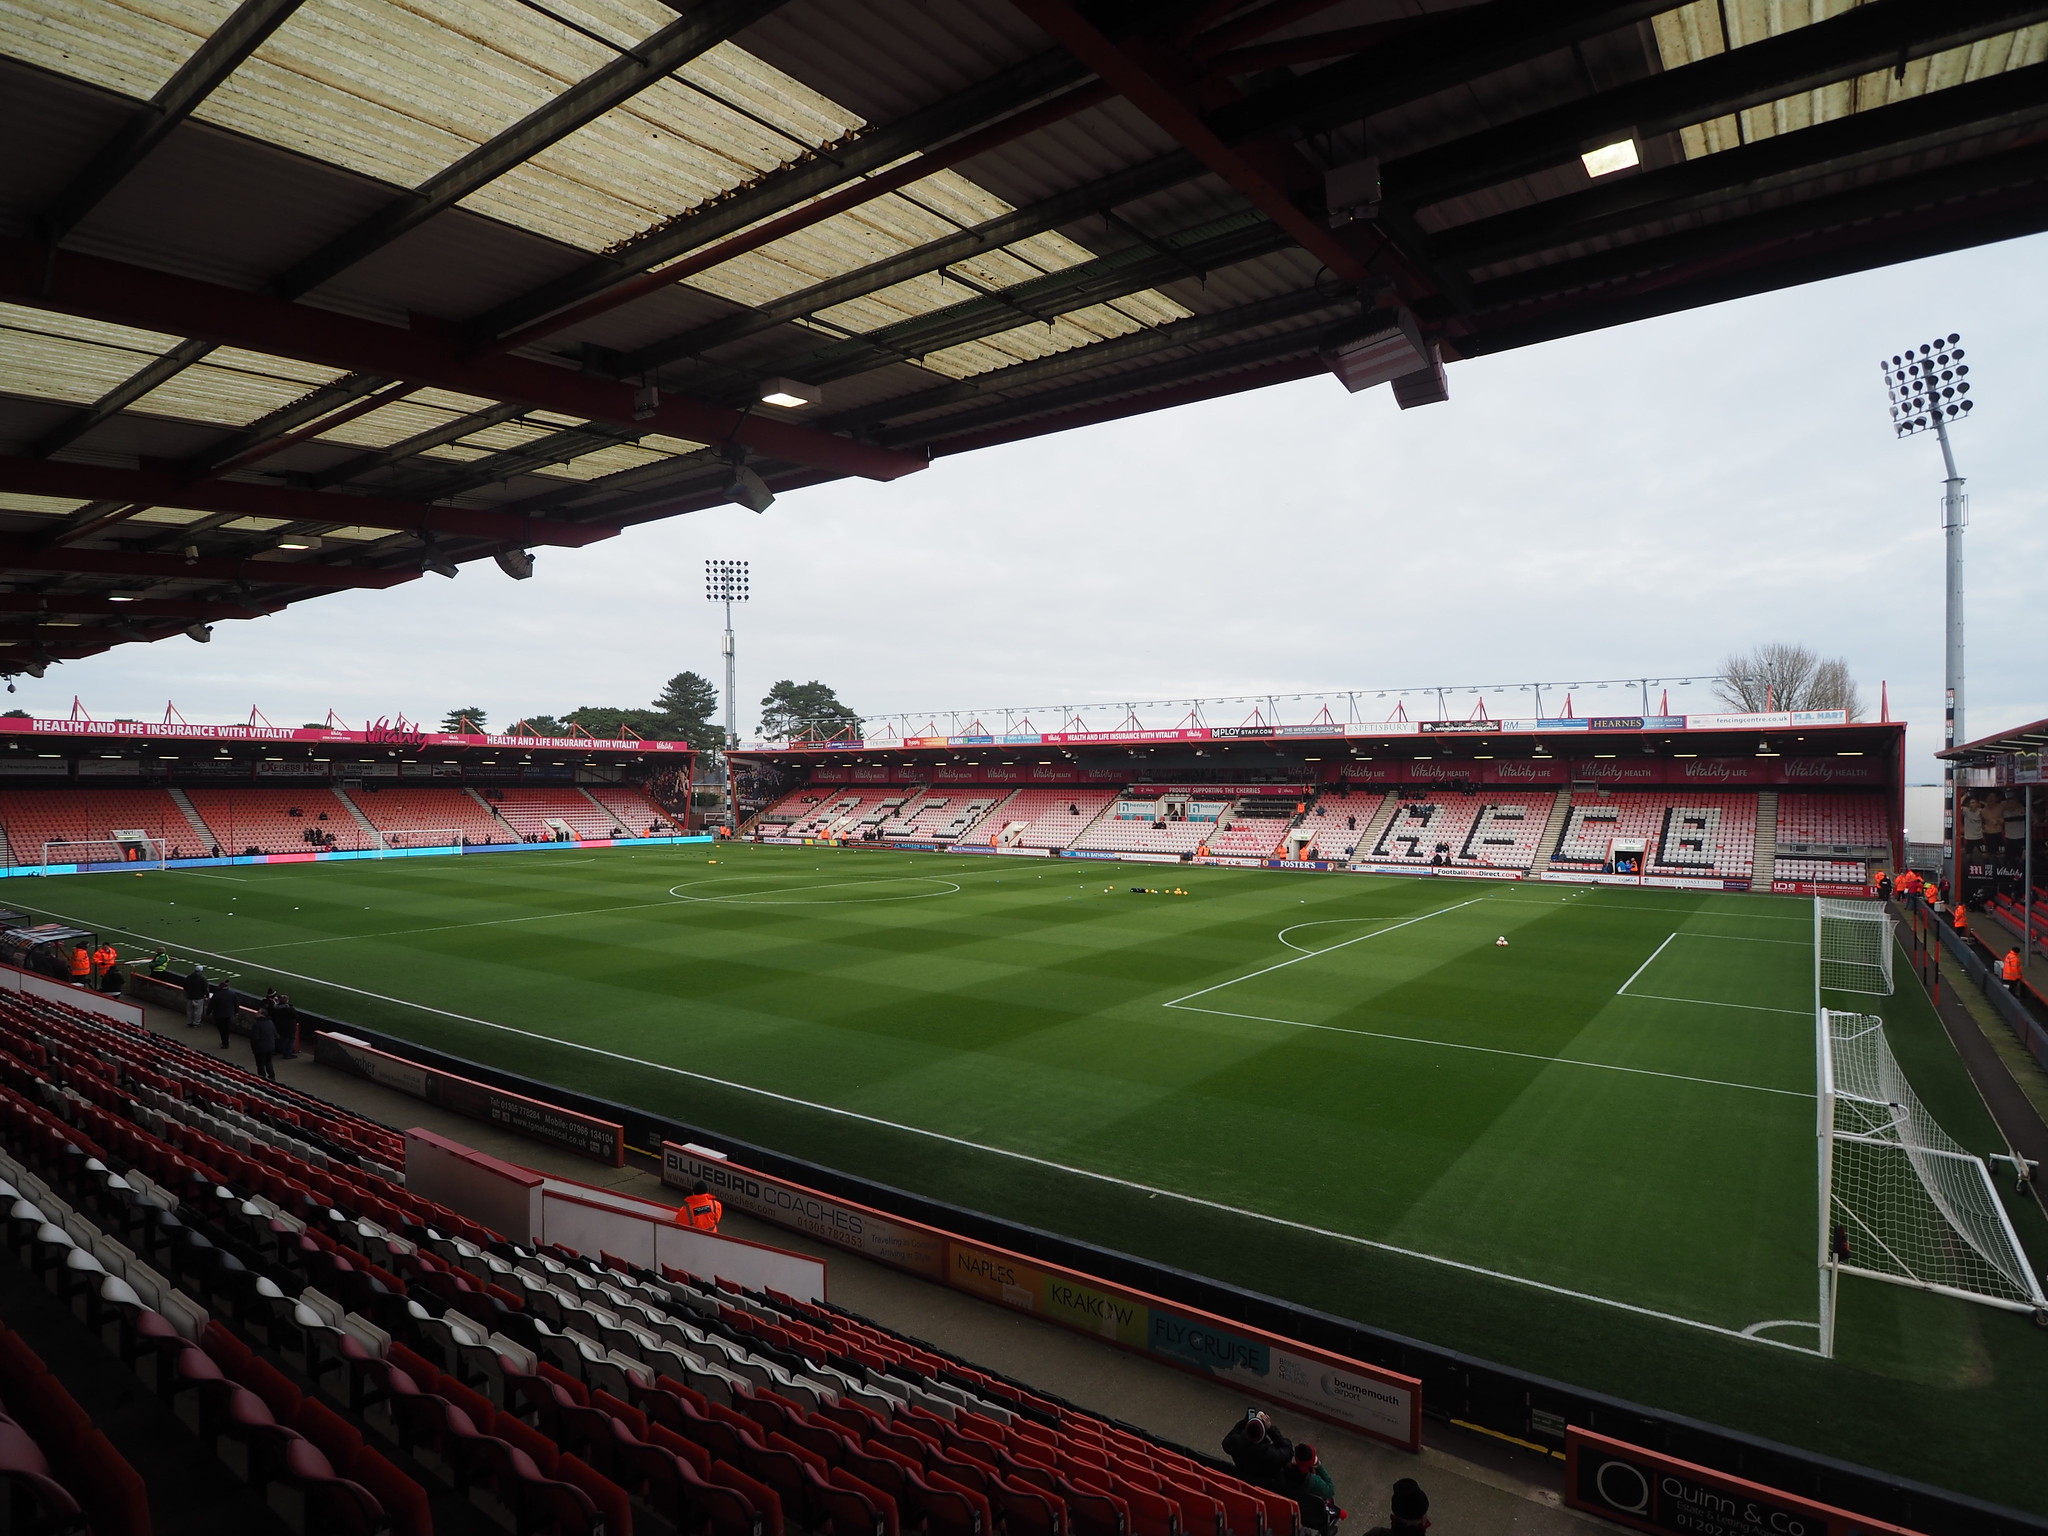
[39,834,167,870]
[374,828,474,856]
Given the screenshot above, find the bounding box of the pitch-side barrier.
[223,992,2042,1536]
[0,831,712,879]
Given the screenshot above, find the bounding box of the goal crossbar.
[373,829,470,855]
[40,836,167,870]
[1819,1008,2044,1352]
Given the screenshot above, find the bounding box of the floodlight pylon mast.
[704,559,750,752]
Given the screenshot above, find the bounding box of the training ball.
[1496,936,1508,946]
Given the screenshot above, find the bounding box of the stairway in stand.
[1526,789,1574,878]
[1752,789,1780,888]
[164,787,216,850]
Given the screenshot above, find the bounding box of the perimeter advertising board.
[1565,1428,1921,1536]
[662,1147,1421,1449]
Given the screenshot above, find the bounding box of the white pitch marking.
[1616,932,1678,996]
[182,871,251,883]
[1167,899,1481,1007]
[1618,993,1811,1017]
[666,875,960,906]
[43,901,1820,1354]
[1166,1001,1809,1099]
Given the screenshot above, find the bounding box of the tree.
[759,680,860,741]
[510,714,566,736]
[563,705,666,739]
[1713,643,1862,719]
[441,706,488,733]
[652,670,722,750]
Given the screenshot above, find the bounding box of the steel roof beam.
[0,541,415,589]
[609,151,1206,377]
[32,339,218,459]
[465,48,1091,345]
[269,0,789,305]
[0,456,615,548]
[39,0,309,244]
[1382,0,2048,210]
[0,239,922,481]
[301,400,532,491]
[1205,0,1672,144]
[0,594,281,620]
[1427,60,2048,268]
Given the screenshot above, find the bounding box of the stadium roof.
[3,0,2044,673]
[1941,717,2048,760]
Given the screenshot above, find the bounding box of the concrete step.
[1527,788,1574,876]
[1752,789,1780,887]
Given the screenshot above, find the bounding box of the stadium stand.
[1775,857,1870,884]
[0,789,205,865]
[1360,793,1556,870]
[978,787,1118,850]
[1776,793,1892,853]
[485,790,620,842]
[182,787,373,855]
[1071,795,1226,856]
[0,980,1300,1536]
[881,790,1011,843]
[584,786,680,837]
[338,787,515,846]
[1204,807,1293,858]
[1552,793,1758,878]
[1295,790,1393,861]
[787,790,872,836]
[0,1317,148,1536]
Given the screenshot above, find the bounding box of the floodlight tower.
[1879,333,1975,893]
[704,559,750,749]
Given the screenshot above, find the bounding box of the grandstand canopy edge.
[4,1,2043,673]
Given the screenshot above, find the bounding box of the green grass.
[31,844,2048,1513]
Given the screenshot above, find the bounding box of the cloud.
[24,234,2045,777]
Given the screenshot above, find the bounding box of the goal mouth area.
[371,829,476,855]
[38,837,168,869]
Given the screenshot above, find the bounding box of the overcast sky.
[16,233,2045,787]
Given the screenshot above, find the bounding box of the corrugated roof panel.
[638,431,704,454]
[1655,4,2048,157]
[464,39,864,251]
[411,385,503,414]
[917,299,1168,381]
[0,322,159,404]
[310,398,467,449]
[220,515,289,531]
[0,302,182,356]
[205,345,348,386]
[0,493,86,516]
[125,506,210,524]
[453,419,556,453]
[191,0,670,192]
[531,441,671,479]
[0,0,236,102]
[311,524,389,540]
[129,353,346,427]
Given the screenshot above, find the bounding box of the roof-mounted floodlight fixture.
[184,623,212,644]
[419,534,459,578]
[758,377,821,410]
[494,548,535,580]
[1580,134,1640,177]
[723,454,774,513]
[1881,332,1972,437]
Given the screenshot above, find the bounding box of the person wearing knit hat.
[1364,1477,1430,1535]
[1222,1409,1293,1490]
[1280,1441,1343,1531]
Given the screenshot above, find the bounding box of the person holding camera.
[1222,1408,1293,1489]
[1281,1442,1345,1532]
[1362,1477,1429,1535]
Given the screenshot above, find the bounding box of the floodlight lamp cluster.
[705,558,750,602]
[1881,332,1972,437]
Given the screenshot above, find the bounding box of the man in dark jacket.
[273,993,301,1059]
[1280,1443,1342,1533]
[207,982,237,1051]
[1362,1478,1428,1535]
[249,1008,277,1081]
[1222,1409,1293,1490]
[181,965,208,1029]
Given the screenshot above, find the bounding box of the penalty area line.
[1616,933,1677,996]
[46,901,1820,1356]
[1168,898,1482,1007]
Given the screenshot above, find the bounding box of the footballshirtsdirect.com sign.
[1566,1429,1923,1536]
[663,1147,1420,1449]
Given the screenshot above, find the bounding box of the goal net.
[374,829,468,855]
[1816,897,1893,995]
[1820,1009,2044,1345]
[41,835,167,870]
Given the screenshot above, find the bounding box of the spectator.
[1362,1478,1429,1536]
[274,992,301,1059]
[181,964,209,1029]
[208,981,237,1051]
[1222,1409,1292,1489]
[249,1007,278,1081]
[1280,1443,1342,1533]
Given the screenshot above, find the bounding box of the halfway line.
[1167,899,1481,1007]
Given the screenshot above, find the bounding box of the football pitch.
[31,842,2048,1511]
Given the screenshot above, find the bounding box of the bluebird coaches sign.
[1566,1429,1923,1536]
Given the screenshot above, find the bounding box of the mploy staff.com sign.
[1566,1429,1923,1536]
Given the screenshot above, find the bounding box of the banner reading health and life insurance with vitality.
[664,1145,1420,1449]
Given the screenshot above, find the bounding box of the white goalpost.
[374,828,469,856]
[40,834,167,870]
[1816,896,1893,995]
[1817,1008,2046,1354]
